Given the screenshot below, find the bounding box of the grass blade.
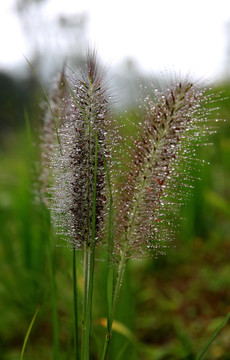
[73,248,80,360]
[48,229,60,360]
[82,134,98,360]
[20,304,40,360]
[103,157,114,332]
[196,312,230,360]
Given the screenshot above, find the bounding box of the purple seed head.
[42,53,111,248]
[113,80,212,260]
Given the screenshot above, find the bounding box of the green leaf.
[20,304,40,360]
[196,312,230,360]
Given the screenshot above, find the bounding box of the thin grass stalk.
[73,248,79,360]
[20,304,40,360]
[196,312,230,360]
[104,157,114,332]
[81,134,98,360]
[101,252,127,360]
[81,242,89,360]
[48,230,60,360]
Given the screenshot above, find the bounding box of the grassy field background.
[0,78,230,360]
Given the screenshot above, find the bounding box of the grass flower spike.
[49,52,110,249]
[41,52,113,360]
[114,81,209,261]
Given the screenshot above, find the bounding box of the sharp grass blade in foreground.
[196,312,230,360]
[20,305,40,360]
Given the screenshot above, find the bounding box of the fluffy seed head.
[40,68,67,205]
[113,80,213,260]
[42,53,111,248]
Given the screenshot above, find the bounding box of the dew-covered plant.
[114,82,206,260]
[40,52,220,360]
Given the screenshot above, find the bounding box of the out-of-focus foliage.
[0,72,39,134]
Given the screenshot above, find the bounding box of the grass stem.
[20,305,40,360]
[81,242,89,360]
[101,252,127,360]
[196,312,230,360]
[81,135,98,360]
[48,231,60,360]
[73,248,79,360]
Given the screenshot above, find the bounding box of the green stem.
[81,242,89,360]
[83,247,95,359]
[81,135,98,360]
[48,230,60,360]
[103,156,114,332]
[73,248,79,360]
[20,305,40,360]
[101,252,127,360]
[196,312,230,360]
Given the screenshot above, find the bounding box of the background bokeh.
[0,1,230,359]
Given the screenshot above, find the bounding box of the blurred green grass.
[0,82,230,360]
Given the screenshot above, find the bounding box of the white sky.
[0,0,230,81]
